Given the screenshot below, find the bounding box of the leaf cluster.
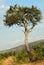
[4,5,41,29]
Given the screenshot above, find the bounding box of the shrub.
[31,44,44,60]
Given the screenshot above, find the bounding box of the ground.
[0,56,44,65]
[22,60,44,65]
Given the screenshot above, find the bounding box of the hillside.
[0,39,44,54]
[0,39,44,65]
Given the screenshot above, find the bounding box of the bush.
[16,50,29,63]
[12,51,16,56]
[0,51,16,59]
[31,44,44,60]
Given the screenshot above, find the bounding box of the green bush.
[31,44,44,60]
[16,50,29,63]
[12,51,16,56]
[0,51,16,59]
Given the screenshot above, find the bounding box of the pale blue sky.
[0,0,44,50]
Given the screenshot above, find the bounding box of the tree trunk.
[24,28,32,61]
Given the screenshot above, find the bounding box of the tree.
[4,5,41,61]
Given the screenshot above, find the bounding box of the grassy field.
[0,44,44,65]
[0,43,44,65]
[0,56,44,65]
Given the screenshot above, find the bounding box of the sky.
[0,0,44,50]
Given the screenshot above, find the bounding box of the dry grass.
[0,56,44,65]
[0,56,15,65]
[22,60,44,65]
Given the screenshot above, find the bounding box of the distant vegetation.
[0,43,44,64]
[0,51,15,59]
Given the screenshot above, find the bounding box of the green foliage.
[0,54,4,59]
[4,5,41,29]
[31,44,44,60]
[0,43,44,63]
[12,51,16,56]
[0,51,16,59]
[16,50,29,63]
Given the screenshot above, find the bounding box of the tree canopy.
[4,5,41,30]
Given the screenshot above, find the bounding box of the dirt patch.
[22,60,44,65]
